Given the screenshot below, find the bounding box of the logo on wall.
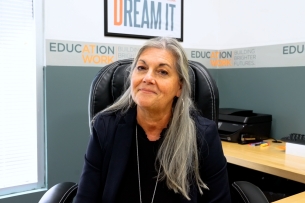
[46,40,140,66]
[104,0,183,41]
[283,44,305,55]
[46,40,305,68]
[188,49,256,68]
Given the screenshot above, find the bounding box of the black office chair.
[38,182,78,203]
[232,181,270,203]
[38,58,268,203]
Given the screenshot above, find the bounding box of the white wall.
[217,0,305,49]
[45,0,305,49]
[45,0,219,49]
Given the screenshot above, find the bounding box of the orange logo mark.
[210,59,232,67]
[114,0,123,25]
[82,55,114,64]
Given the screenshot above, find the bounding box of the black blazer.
[74,108,231,203]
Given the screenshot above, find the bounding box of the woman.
[74,37,231,202]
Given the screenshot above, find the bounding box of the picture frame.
[104,0,184,41]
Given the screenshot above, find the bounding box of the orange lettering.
[90,45,95,53]
[107,56,114,63]
[82,55,93,63]
[210,59,232,67]
[210,60,218,66]
[210,52,220,59]
[114,0,123,25]
[101,56,107,63]
[82,45,90,53]
[93,55,101,64]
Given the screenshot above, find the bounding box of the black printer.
[218,108,272,144]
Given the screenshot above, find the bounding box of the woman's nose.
[143,71,155,84]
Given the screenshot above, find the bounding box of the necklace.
[136,125,161,203]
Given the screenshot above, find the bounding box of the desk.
[222,139,305,183]
[273,192,305,203]
[222,140,305,202]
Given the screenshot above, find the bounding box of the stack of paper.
[285,142,305,158]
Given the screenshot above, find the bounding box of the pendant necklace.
[136,125,161,203]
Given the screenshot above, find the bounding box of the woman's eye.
[159,70,168,75]
[137,66,146,71]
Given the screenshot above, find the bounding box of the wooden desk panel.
[222,140,305,184]
[273,192,305,203]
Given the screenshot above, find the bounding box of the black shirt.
[74,108,232,203]
[116,124,180,203]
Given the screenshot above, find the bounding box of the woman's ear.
[175,81,182,97]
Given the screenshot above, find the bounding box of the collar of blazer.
[102,107,136,201]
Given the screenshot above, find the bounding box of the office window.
[0,0,45,197]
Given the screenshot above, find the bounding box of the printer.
[218,108,272,144]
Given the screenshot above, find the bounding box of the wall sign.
[46,39,305,69]
[104,0,183,41]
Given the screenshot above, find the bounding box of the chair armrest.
[232,181,270,203]
[38,182,78,203]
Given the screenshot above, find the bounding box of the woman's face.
[131,47,182,112]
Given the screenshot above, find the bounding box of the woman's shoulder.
[92,107,136,128]
[93,110,115,120]
[193,113,217,130]
[92,110,122,127]
[193,114,220,144]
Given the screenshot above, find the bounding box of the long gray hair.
[101,37,208,200]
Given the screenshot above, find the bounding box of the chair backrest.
[38,182,78,203]
[232,181,270,203]
[88,58,219,128]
